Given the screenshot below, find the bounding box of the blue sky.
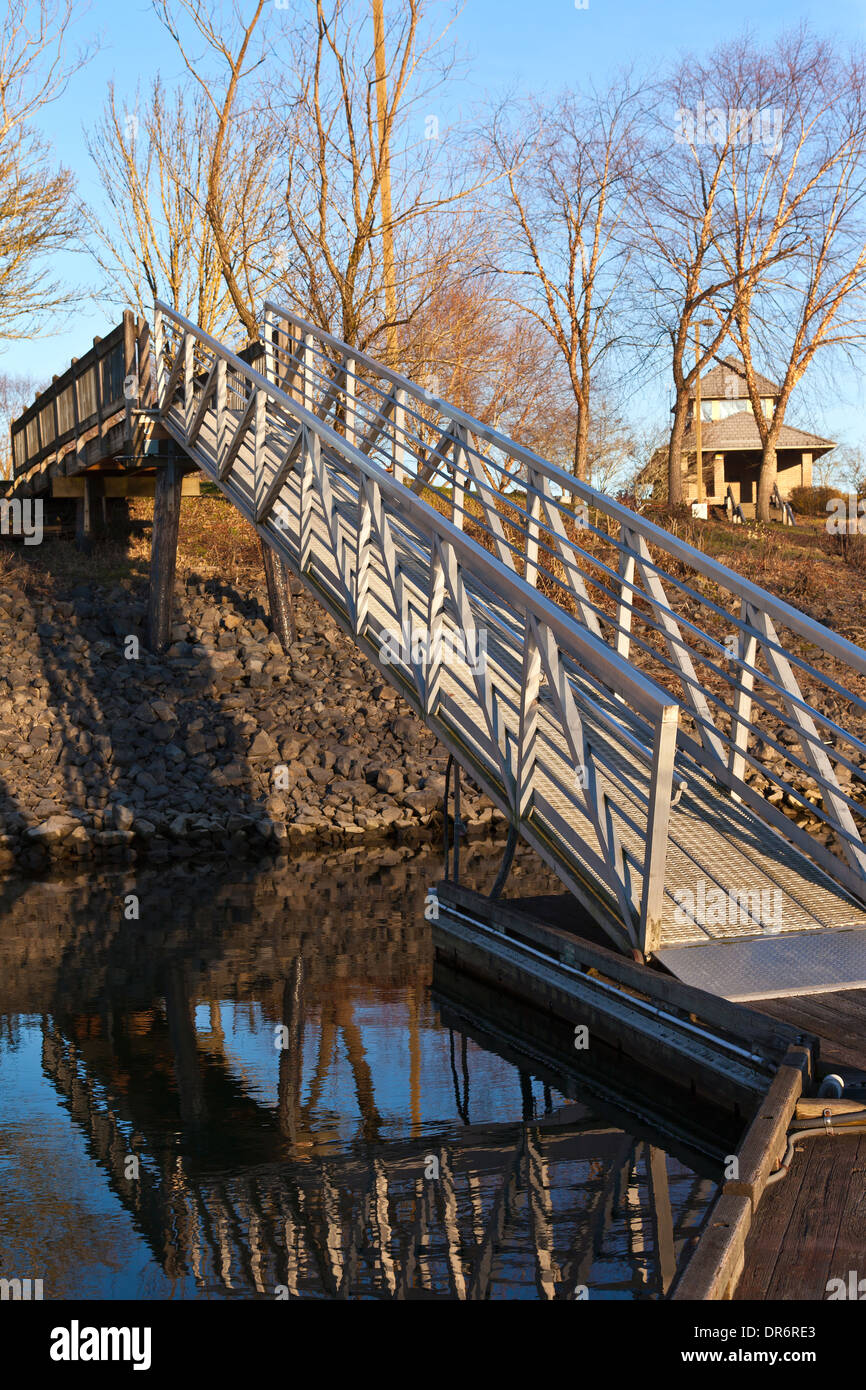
[8,0,866,454]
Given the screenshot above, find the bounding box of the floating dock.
[431,881,866,1299]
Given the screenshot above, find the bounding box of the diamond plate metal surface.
[657,927,866,1001]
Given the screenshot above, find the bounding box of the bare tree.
[150,0,278,346]
[0,0,89,339]
[487,80,640,488]
[0,370,41,477]
[829,443,866,494]
[718,30,866,520]
[399,274,568,447]
[86,80,238,335]
[586,394,635,495]
[269,0,485,361]
[628,61,764,506]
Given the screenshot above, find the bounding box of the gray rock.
[247,728,278,761]
[26,815,78,845]
[377,767,404,795]
[110,804,135,831]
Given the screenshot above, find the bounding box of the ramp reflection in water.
[0,848,724,1299]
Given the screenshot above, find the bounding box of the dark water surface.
[0,843,721,1299]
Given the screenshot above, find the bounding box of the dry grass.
[1,486,864,653]
[0,491,266,598]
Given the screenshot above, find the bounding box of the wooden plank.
[53,473,200,499]
[723,1047,808,1214]
[778,1133,866,1299]
[647,1146,678,1296]
[75,474,96,552]
[795,1097,865,1120]
[738,1134,861,1300]
[757,989,866,1071]
[672,1192,751,1300]
[731,1130,810,1300]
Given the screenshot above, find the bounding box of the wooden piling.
[261,540,297,650]
[147,459,184,653]
[75,474,104,551]
[74,478,92,552]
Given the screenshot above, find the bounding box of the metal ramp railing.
[152,298,866,979]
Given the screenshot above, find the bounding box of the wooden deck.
[758,987,866,1073]
[493,891,866,1301]
[732,986,866,1301]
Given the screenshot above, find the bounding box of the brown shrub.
[789,484,844,517]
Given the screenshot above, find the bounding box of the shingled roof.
[680,409,834,455]
[688,357,778,401]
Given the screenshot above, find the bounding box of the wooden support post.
[147,458,184,653]
[164,966,206,1126]
[262,540,297,650]
[93,475,106,538]
[75,474,100,552]
[137,316,153,407]
[122,308,136,434]
[647,1146,677,1296]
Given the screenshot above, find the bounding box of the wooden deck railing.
[10,310,152,478]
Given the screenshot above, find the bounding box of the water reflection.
[0,847,722,1299]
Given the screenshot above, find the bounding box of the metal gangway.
[152,298,866,999]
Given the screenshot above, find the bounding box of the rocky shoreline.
[0,568,502,872]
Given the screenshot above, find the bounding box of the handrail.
[263,299,866,677]
[157,301,677,726]
[155,298,683,953]
[10,311,146,478]
[261,298,866,903]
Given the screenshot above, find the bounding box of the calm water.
[0,843,723,1300]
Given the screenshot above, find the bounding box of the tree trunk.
[573,403,589,485]
[756,436,778,522]
[667,393,689,505]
